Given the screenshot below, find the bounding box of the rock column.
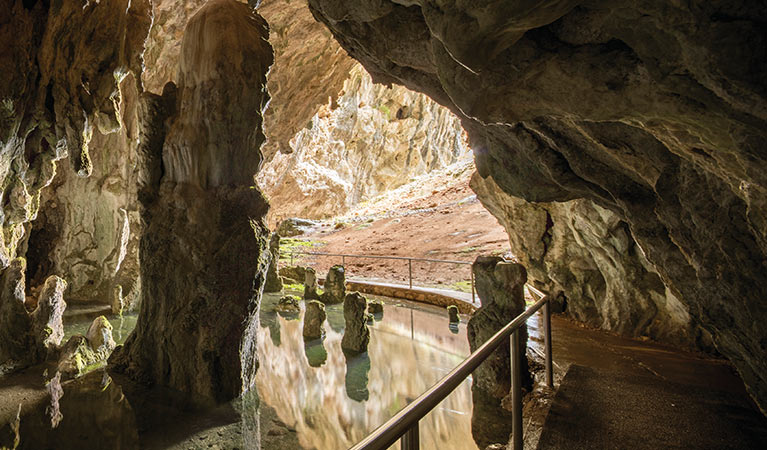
[109,0,274,404]
[341,292,370,354]
[264,232,283,292]
[320,265,346,304]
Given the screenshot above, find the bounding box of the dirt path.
[281,160,510,291]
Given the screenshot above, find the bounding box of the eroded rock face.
[259,65,470,220]
[303,300,327,340]
[307,0,767,412]
[264,233,283,293]
[320,265,346,305]
[341,292,370,355]
[109,0,273,404]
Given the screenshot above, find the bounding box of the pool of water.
[63,312,139,345]
[258,291,478,450]
[58,292,479,449]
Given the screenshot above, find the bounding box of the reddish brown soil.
[290,175,510,290]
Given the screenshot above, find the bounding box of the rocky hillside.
[259,65,470,223]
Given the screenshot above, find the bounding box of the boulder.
[320,265,345,305]
[280,265,307,285]
[264,232,283,293]
[367,300,383,315]
[274,295,301,314]
[303,300,326,340]
[303,267,320,300]
[341,292,370,354]
[447,305,460,323]
[276,218,317,237]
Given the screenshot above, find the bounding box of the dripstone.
[320,265,345,305]
[303,300,326,340]
[341,292,370,355]
[303,267,320,300]
[264,233,283,293]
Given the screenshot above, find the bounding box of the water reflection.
[304,338,328,368]
[62,312,139,345]
[256,297,479,450]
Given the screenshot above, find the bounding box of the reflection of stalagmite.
[304,338,328,368]
[345,352,371,402]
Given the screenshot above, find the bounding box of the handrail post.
[401,422,419,450]
[342,255,346,266]
[290,250,294,266]
[544,298,553,389]
[511,329,523,450]
[408,258,413,289]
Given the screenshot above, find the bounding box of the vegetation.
[279,238,325,261]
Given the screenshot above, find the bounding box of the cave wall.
[306,0,767,412]
[259,64,470,221]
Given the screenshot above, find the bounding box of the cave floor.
[529,315,767,449]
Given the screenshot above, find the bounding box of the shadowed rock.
[341,292,370,355]
[0,259,34,368]
[447,305,460,323]
[320,265,345,305]
[31,275,67,360]
[264,233,283,293]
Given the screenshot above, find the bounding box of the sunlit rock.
[303,267,321,301]
[303,300,327,340]
[341,292,370,355]
[320,265,346,305]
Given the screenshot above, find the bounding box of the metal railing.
[285,250,477,303]
[350,285,553,450]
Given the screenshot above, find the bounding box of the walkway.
[528,315,767,449]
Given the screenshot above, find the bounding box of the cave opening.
[1,0,767,449]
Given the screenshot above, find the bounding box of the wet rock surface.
[320,265,346,305]
[109,0,273,404]
[307,0,767,412]
[303,300,327,340]
[341,292,370,355]
[264,233,284,293]
[303,267,320,301]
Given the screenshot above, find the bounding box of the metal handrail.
[285,249,477,302]
[351,289,553,450]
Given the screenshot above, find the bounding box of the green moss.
[279,238,326,260]
[447,280,473,293]
[283,283,304,292]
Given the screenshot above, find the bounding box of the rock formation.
[367,300,383,316]
[303,267,321,300]
[274,295,301,314]
[341,292,370,355]
[468,257,532,399]
[320,265,346,305]
[264,233,284,293]
[109,0,273,404]
[307,0,767,412]
[58,316,116,380]
[447,305,460,324]
[303,300,327,340]
[259,65,470,221]
[30,274,67,360]
[279,265,307,285]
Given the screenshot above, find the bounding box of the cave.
[1,0,766,448]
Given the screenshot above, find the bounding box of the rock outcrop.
[303,300,327,340]
[264,233,283,293]
[109,0,273,404]
[468,257,532,399]
[341,292,370,355]
[307,0,767,412]
[259,65,470,221]
[303,267,321,301]
[320,265,346,305]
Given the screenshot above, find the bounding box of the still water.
[258,292,479,450]
[54,292,479,449]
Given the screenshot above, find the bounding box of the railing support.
[544,299,553,389]
[290,250,294,266]
[470,269,476,304]
[408,259,413,289]
[511,329,523,450]
[401,423,419,450]
[342,255,346,266]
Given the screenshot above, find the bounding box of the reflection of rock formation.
[345,353,371,402]
[304,338,328,368]
[256,303,477,449]
[110,0,273,404]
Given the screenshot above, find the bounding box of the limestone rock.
[367,300,383,315]
[0,259,34,367]
[306,0,767,412]
[447,305,460,324]
[109,0,274,404]
[86,316,117,358]
[303,267,321,301]
[279,265,307,285]
[31,275,67,359]
[264,233,284,293]
[320,265,346,305]
[276,218,317,237]
[341,292,370,355]
[274,296,300,314]
[259,65,470,221]
[303,300,327,340]
[468,257,531,399]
